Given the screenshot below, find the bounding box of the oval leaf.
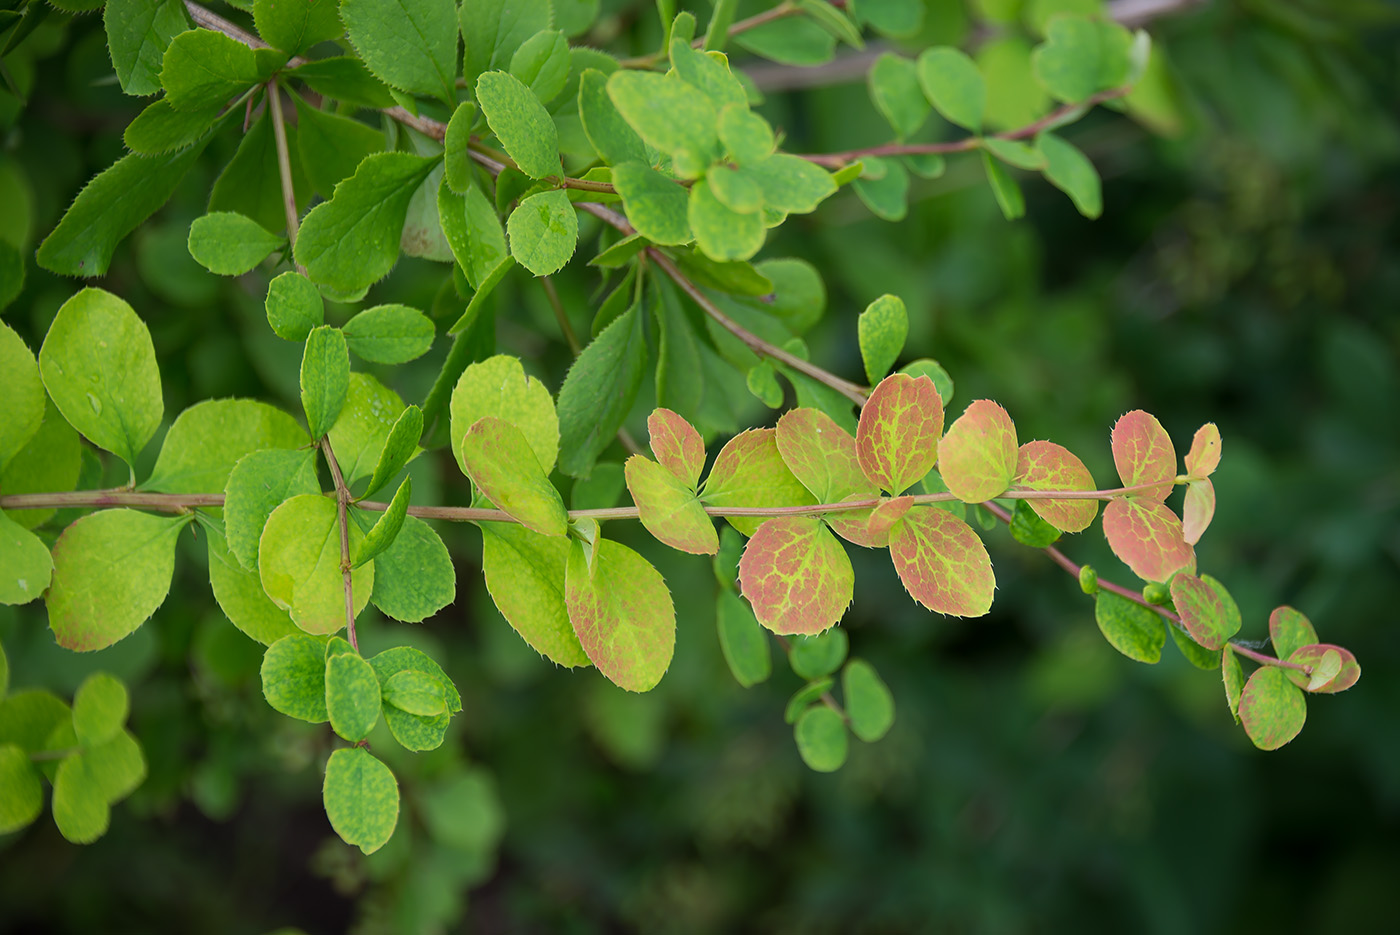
[1238,666,1306,751]
[888,506,993,617]
[323,746,399,854]
[1111,410,1176,501]
[565,538,676,692]
[938,400,1018,503]
[1102,497,1194,583]
[737,516,853,635]
[855,373,944,495]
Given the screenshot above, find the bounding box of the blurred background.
[1,1,1398,932]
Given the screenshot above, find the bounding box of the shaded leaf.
[842,658,895,742]
[716,588,771,688]
[794,705,847,772]
[857,294,908,386]
[362,514,455,623]
[1093,590,1164,663]
[146,398,306,495]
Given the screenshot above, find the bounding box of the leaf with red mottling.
[460,417,568,537]
[1239,666,1306,751]
[1102,498,1194,583]
[1285,644,1360,694]
[1182,478,1215,545]
[823,498,883,549]
[888,507,993,617]
[938,400,1018,503]
[863,496,914,548]
[737,517,853,635]
[565,538,675,692]
[855,374,943,494]
[701,429,816,536]
[647,408,705,489]
[776,408,877,504]
[624,455,718,554]
[1268,606,1318,661]
[1013,440,1097,533]
[1110,410,1175,500]
[1184,423,1221,478]
[1170,573,1240,650]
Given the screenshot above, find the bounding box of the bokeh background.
[2,1,1398,932]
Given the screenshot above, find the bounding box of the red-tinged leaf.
[1222,647,1245,722]
[863,496,914,548]
[564,538,675,692]
[647,408,705,489]
[888,507,994,617]
[1182,478,1215,545]
[1184,423,1221,478]
[1110,410,1176,501]
[1268,606,1318,661]
[824,498,883,549]
[1170,573,1240,650]
[775,407,877,504]
[938,400,1018,503]
[701,428,816,536]
[855,373,943,495]
[1238,666,1306,751]
[1285,643,1360,694]
[1102,498,1194,583]
[460,417,568,537]
[737,516,854,635]
[624,455,718,555]
[1013,440,1098,533]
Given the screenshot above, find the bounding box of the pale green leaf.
[480,521,588,667]
[868,53,929,139]
[507,189,578,276]
[323,747,399,854]
[71,672,129,747]
[916,46,986,131]
[0,508,52,605]
[258,495,373,635]
[325,652,382,742]
[688,179,763,262]
[353,478,410,567]
[363,405,422,500]
[145,398,307,494]
[578,68,647,166]
[206,525,300,645]
[450,354,560,476]
[265,271,324,342]
[260,633,330,722]
[606,71,718,174]
[223,448,320,570]
[0,744,43,834]
[0,321,43,472]
[611,162,690,246]
[510,28,570,104]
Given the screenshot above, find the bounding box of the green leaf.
[789,628,849,680]
[450,354,560,476]
[1014,440,1098,533]
[507,189,578,276]
[0,398,81,532]
[851,157,910,221]
[294,152,438,294]
[735,17,835,67]
[477,71,561,179]
[842,658,895,742]
[122,99,223,156]
[71,672,129,747]
[223,448,320,570]
[381,669,447,717]
[0,322,43,472]
[688,179,764,262]
[746,154,837,215]
[79,728,146,804]
[323,747,399,854]
[38,288,163,469]
[265,271,324,342]
[1238,666,1306,751]
[556,305,647,477]
[457,183,510,288]
[747,361,783,408]
[460,417,568,537]
[702,428,817,537]
[1032,15,1132,104]
[981,152,1025,220]
[625,455,717,554]
[868,53,929,139]
[0,508,51,605]
[353,478,410,568]
[916,46,985,131]
[104,0,189,96]
[294,98,385,200]
[367,646,459,750]
[578,68,648,167]
[738,517,853,635]
[327,374,408,487]
[606,70,718,173]
[363,405,422,501]
[794,704,847,771]
[288,56,397,109]
[442,102,477,195]
[52,754,111,843]
[0,691,71,756]
[325,651,382,742]
[146,398,306,495]
[258,494,373,635]
[0,744,43,834]
[207,107,310,234]
[565,538,676,692]
[717,104,776,166]
[340,0,457,103]
[857,294,907,386]
[1168,622,1221,671]
[1037,131,1102,218]
[253,0,343,55]
[186,212,283,276]
[341,305,435,366]
[1093,590,1165,663]
[938,400,1018,502]
[983,137,1046,170]
[1170,573,1241,651]
[1222,647,1245,722]
[300,325,349,439]
[44,510,186,652]
[510,28,570,104]
[461,0,554,92]
[1269,606,1319,662]
[1102,497,1194,583]
[611,162,690,246]
[716,588,771,688]
[480,521,588,667]
[206,525,300,646]
[888,507,994,617]
[160,28,265,112]
[855,373,943,495]
[363,515,456,624]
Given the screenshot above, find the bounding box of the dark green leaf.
[253,0,343,55]
[353,477,410,567]
[556,305,647,477]
[104,0,189,96]
[294,98,384,200]
[842,658,895,742]
[160,28,264,112]
[794,704,848,771]
[716,588,771,687]
[300,325,349,439]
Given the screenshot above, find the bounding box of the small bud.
[1078,565,1098,595]
[1142,582,1171,605]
